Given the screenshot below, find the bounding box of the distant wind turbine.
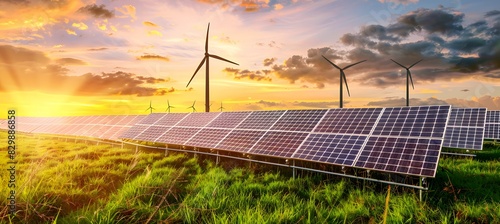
[145,100,155,114]
[187,100,197,113]
[390,59,423,107]
[165,100,174,113]
[218,102,225,112]
[186,23,239,112]
[322,55,366,108]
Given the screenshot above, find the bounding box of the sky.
[0,0,499,116]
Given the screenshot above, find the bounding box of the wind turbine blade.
[205,23,210,53]
[322,55,341,70]
[209,54,239,65]
[390,59,407,69]
[343,60,366,70]
[408,59,423,69]
[187,57,206,87]
[342,71,351,97]
[408,70,415,89]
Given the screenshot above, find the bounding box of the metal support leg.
[292,160,296,179]
[165,146,169,157]
[216,150,220,165]
[419,178,423,201]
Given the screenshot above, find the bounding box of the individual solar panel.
[185,128,232,149]
[249,131,309,158]
[176,113,221,127]
[101,126,128,140]
[293,134,367,166]
[236,110,285,130]
[443,108,486,150]
[155,113,189,126]
[206,111,251,128]
[313,108,383,134]
[271,109,327,132]
[155,127,202,145]
[216,130,267,153]
[354,137,441,177]
[372,106,448,138]
[485,111,500,139]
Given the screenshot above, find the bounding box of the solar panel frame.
[485,111,500,140]
[443,108,486,150]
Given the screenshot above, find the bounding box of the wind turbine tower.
[390,59,423,106]
[186,23,239,112]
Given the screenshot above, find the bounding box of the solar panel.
[485,111,500,139]
[249,131,309,158]
[236,110,285,130]
[292,134,367,166]
[215,130,267,153]
[313,108,383,134]
[134,125,170,142]
[185,128,232,149]
[155,113,189,126]
[372,106,448,138]
[176,113,221,127]
[155,127,202,145]
[443,108,486,150]
[137,113,166,125]
[271,109,327,132]
[207,111,251,128]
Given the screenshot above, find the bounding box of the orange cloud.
[143,21,158,27]
[148,30,162,36]
[116,5,136,20]
[274,3,284,10]
[66,29,77,35]
[137,54,170,62]
[72,22,88,30]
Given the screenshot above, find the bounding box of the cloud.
[197,0,270,12]
[78,4,115,19]
[367,96,500,110]
[137,54,170,62]
[218,35,237,44]
[55,58,87,65]
[66,29,77,35]
[256,100,285,107]
[0,45,170,97]
[72,22,88,30]
[485,10,500,18]
[223,67,272,81]
[88,47,108,51]
[445,96,500,110]
[116,5,136,20]
[148,30,163,36]
[143,21,158,27]
[274,3,284,10]
[263,58,276,66]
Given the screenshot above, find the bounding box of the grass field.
[1,131,499,223]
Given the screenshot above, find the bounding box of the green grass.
[1,132,499,223]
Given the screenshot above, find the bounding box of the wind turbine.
[390,59,423,106]
[218,102,225,112]
[145,100,155,114]
[165,100,174,113]
[186,23,239,112]
[322,55,366,108]
[187,100,197,113]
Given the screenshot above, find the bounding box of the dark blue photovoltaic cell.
[271,109,327,132]
[372,106,449,138]
[207,111,251,128]
[443,108,486,150]
[216,130,267,153]
[249,131,309,158]
[293,134,366,166]
[486,111,500,123]
[176,113,221,127]
[313,108,382,134]
[185,128,232,149]
[355,137,441,177]
[236,111,285,130]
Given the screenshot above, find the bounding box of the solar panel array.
[443,108,486,150]
[121,106,451,177]
[6,115,145,141]
[485,111,500,140]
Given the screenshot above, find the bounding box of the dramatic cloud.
[78,4,115,19]
[0,45,170,97]
[224,68,272,81]
[55,58,87,65]
[137,54,170,62]
[271,7,500,89]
